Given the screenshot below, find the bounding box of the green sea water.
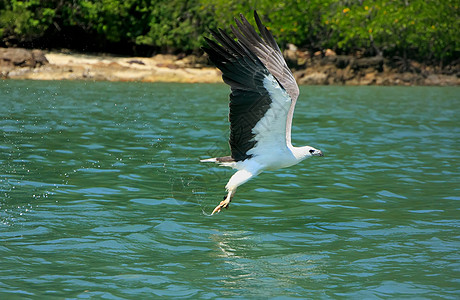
[1,80,459,298]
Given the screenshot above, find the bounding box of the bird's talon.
[211,198,231,215]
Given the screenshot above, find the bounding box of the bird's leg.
[211,189,234,215]
[211,169,256,215]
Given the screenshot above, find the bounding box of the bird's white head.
[294,145,324,161]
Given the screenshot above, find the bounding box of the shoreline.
[1,48,459,86]
[0,48,222,83]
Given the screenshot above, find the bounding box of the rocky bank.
[0,47,459,86]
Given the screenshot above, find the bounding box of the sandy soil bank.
[0,48,222,83]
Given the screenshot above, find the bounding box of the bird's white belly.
[253,147,299,171]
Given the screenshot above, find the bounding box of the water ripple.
[0,82,459,298]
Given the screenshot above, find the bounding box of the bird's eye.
[309,149,315,154]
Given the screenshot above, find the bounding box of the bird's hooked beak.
[312,149,324,157]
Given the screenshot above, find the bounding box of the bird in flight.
[201,11,323,215]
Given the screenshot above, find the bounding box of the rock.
[283,48,298,67]
[424,74,460,86]
[325,49,336,57]
[128,60,146,65]
[31,49,49,66]
[324,55,351,69]
[283,45,309,68]
[296,58,307,67]
[297,72,329,85]
[0,48,48,68]
[409,60,422,73]
[287,43,298,51]
[360,72,378,85]
[425,74,442,85]
[0,48,32,67]
[334,68,354,82]
[443,61,460,76]
[351,56,384,72]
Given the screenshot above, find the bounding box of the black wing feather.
[202,29,273,162]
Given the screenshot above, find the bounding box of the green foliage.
[134,0,218,52]
[199,0,334,51]
[0,0,55,42]
[203,0,459,64]
[0,0,458,63]
[324,0,460,62]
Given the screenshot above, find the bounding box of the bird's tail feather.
[200,156,234,163]
[200,157,218,163]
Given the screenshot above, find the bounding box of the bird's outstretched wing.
[202,12,294,162]
[232,11,299,146]
[232,12,299,102]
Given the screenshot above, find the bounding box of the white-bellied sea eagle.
[201,11,324,215]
